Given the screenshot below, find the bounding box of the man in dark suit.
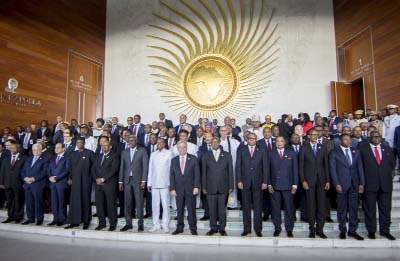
[359,130,396,240]
[236,132,268,237]
[256,127,275,221]
[93,140,119,231]
[21,143,49,225]
[138,124,152,148]
[328,110,343,138]
[170,141,200,235]
[330,134,365,240]
[202,137,234,236]
[268,136,298,237]
[36,120,52,141]
[52,115,64,134]
[119,135,149,232]
[1,142,26,223]
[165,128,177,150]
[110,117,122,143]
[299,128,330,239]
[47,143,70,226]
[394,125,400,164]
[159,113,173,129]
[131,114,145,137]
[175,114,194,139]
[63,130,76,157]
[21,126,35,155]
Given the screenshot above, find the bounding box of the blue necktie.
[345,148,351,166]
[312,144,317,157]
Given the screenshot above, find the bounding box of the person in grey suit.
[118,135,149,232]
[202,137,234,236]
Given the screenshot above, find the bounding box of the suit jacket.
[268,148,298,190]
[236,145,268,190]
[329,147,365,191]
[0,154,26,189]
[299,142,329,187]
[47,154,71,187]
[21,155,49,189]
[164,119,173,129]
[118,147,148,186]
[138,132,151,148]
[92,151,120,186]
[394,125,400,153]
[110,125,122,143]
[256,137,276,153]
[169,154,200,196]
[36,127,52,140]
[64,141,76,157]
[201,150,234,194]
[130,123,145,137]
[359,142,395,192]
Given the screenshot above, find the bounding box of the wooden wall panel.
[0,0,106,130]
[334,0,400,110]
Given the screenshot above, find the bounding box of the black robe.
[67,149,94,225]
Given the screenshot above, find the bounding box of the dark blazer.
[329,147,365,191]
[394,125,400,153]
[169,154,200,196]
[137,132,151,148]
[268,148,298,190]
[358,143,395,193]
[92,151,120,185]
[118,147,148,186]
[201,150,234,194]
[164,119,174,129]
[236,145,268,190]
[256,137,276,153]
[47,154,71,187]
[21,155,49,189]
[64,141,76,157]
[130,123,145,137]
[299,142,329,187]
[0,154,26,189]
[36,127,52,140]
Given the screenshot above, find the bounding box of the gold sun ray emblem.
[148,0,280,120]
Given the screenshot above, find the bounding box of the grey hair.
[32,143,42,150]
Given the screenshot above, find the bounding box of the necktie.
[130,149,134,161]
[31,156,37,167]
[133,125,137,135]
[24,134,29,149]
[374,146,381,165]
[227,137,232,154]
[101,154,105,165]
[152,145,155,152]
[295,145,299,154]
[312,144,317,157]
[11,155,16,167]
[279,150,283,159]
[267,139,272,150]
[250,146,254,158]
[329,119,334,128]
[56,155,60,166]
[168,138,173,148]
[208,145,212,151]
[111,125,115,134]
[345,148,351,166]
[180,156,185,175]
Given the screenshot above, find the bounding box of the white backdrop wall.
[104,0,337,125]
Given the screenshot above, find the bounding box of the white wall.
[104,0,337,125]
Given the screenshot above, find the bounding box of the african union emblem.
[148,0,279,119]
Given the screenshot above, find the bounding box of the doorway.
[330,78,365,115]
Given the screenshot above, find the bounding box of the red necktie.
[329,119,334,128]
[11,155,16,167]
[250,147,254,158]
[133,125,137,135]
[267,139,272,150]
[279,150,283,159]
[374,146,381,165]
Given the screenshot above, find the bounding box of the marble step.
[1,210,399,233]
[0,218,399,249]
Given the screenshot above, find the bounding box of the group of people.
[0,105,399,241]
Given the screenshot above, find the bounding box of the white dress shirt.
[147,149,173,188]
[84,136,98,152]
[340,146,352,165]
[369,143,382,160]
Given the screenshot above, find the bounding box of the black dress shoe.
[138,225,144,232]
[200,216,210,221]
[47,221,57,226]
[220,231,227,236]
[83,223,90,230]
[367,233,376,239]
[15,219,22,224]
[95,225,106,231]
[64,224,77,229]
[92,214,97,217]
[262,215,269,221]
[256,232,262,237]
[108,226,116,231]
[57,222,65,227]
[287,231,294,238]
[300,217,308,222]
[273,231,280,237]
[348,232,364,240]
[308,232,315,238]
[117,213,124,218]
[241,231,250,237]
[120,225,133,232]
[36,221,43,226]
[2,218,14,224]
[206,229,218,236]
[191,231,198,235]
[172,229,183,235]
[144,214,152,218]
[339,232,346,239]
[132,214,136,219]
[380,233,396,241]
[316,232,327,239]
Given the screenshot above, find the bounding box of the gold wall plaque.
[148,0,280,120]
